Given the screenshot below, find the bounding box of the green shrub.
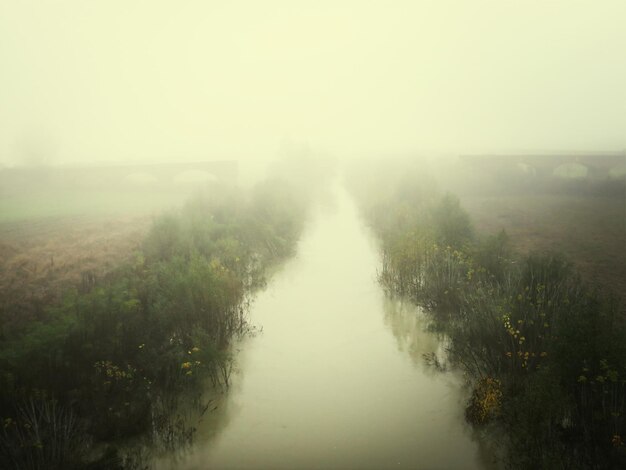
[430,193,473,250]
[0,177,308,468]
[472,229,512,284]
[348,162,626,469]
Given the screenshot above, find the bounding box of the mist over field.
[1,2,625,470]
[1,0,625,171]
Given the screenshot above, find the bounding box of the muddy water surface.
[159,184,490,469]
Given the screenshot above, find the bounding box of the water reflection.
[155,184,489,469]
[382,298,451,374]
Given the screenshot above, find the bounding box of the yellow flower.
[611,435,622,447]
[181,362,192,370]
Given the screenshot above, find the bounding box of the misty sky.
[1,0,625,166]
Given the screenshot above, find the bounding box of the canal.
[157,182,490,469]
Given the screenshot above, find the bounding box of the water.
[157,183,490,469]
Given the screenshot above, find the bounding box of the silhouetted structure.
[0,160,238,194]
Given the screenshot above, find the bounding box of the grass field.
[2,167,624,325]
[0,188,186,335]
[452,175,626,304]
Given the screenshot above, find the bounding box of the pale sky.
[1,0,625,166]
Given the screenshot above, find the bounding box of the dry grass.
[0,214,151,334]
[1,214,150,276]
[434,156,626,303]
[461,191,625,303]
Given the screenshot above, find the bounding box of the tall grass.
[0,178,308,468]
[347,160,626,469]
[0,398,90,470]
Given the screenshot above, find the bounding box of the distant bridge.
[0,160,238,192]
[459,152,626,180]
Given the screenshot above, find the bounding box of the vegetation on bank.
[347,160,626,469]
[0,178,308,469]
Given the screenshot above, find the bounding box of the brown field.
[455,179,626,306]
[0,168,196,336]
[2,163,624,335]
[0,213,153,335]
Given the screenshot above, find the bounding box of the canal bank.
[158,182,490,469]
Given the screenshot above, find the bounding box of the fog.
[1,0,625,170]
[2,3,626,469]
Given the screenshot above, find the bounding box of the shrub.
[0,398,90,470]
[430,193,473,250]
[0,177,308,467]
[348,162,626,469]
